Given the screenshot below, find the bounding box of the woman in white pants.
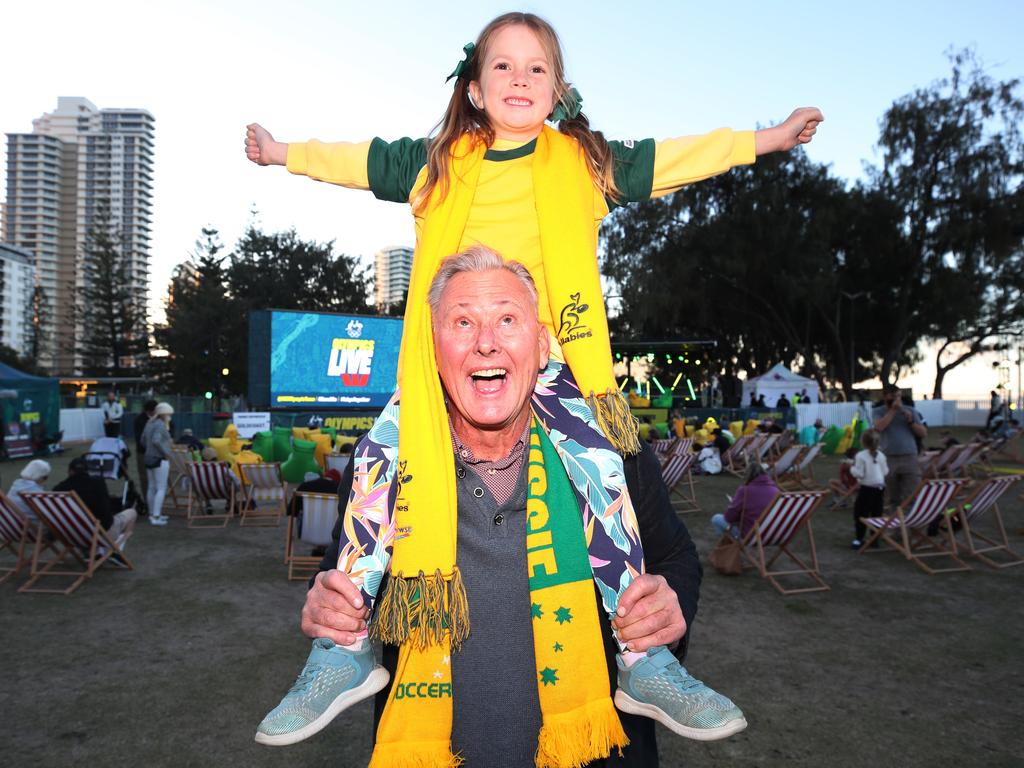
[141,402,174,525]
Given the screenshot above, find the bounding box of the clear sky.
[2,0,1022,398]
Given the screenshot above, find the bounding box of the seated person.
[289,468,343,558]
[7,459,51,522]
[710,428,731,455]
[54,457,137,550]
[828,447,859,502]
[176,428,204,454]
[694,442,723,475]
[711,461,779,538]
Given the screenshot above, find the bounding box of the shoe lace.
[663,663,704,692]
[289,663,322,694]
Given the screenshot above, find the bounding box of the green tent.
[0,362,60,459]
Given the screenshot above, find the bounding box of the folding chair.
[722,436,753,477]
[991,429,1024,464]
[286,492,339,580]
[739,490,829,595]
[754,434,779,462]
[661,452,700,513]
[950,475,1023,568]
[921,445,959,478]
[0,491,53,585]
[946,443,986,479]
[17,491,134,595]
[239,463,287,527]
[859,478,971,574]
[669,438,694,457]
[768,445,804,484]
[167,445,193,512]
[651,438,676,458]
[779,444,822,490]
[325,454,352,475]
[187,461,237,528]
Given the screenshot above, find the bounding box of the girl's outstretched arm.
[245,123,288,166]
[754,108,824,155]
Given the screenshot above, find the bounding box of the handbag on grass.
[708,492,745,575]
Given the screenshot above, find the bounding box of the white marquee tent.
[742,363,820,406]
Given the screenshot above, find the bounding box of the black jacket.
[315,441,702,767]
[54,473,114,531]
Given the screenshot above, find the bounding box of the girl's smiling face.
[469,24,555,142]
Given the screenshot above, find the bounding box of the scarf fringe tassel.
[587,389,640,457]
[535,697,630,768]
[370,567,470,651]
[368,741,464,768]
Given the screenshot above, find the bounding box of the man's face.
[433,268,549,436]
[107,392,115,402]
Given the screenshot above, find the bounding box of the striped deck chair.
[167,445,193,512]
[670,438,695,457]
[17,491,134,595]
[661,451,700,514]
[859,478,971,574]
[946,443,986,479]
[921,445,959,478]
[950,476,1023,569]
[779,444,822,490]
[651,438,676,458]
[286,492,339,581]
[239,463,287,527]
[0,491,53,585]
[754,434,779,462]
[739,490,829,595]
[187,461,236,528]
[991,429,1024,464]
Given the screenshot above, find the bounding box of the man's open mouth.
[470,368,508,394]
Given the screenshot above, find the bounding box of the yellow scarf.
[370,127,637,766]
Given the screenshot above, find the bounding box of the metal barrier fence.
[794,400,994,430]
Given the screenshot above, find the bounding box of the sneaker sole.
[613,690,748,741]
[254,665,390,747]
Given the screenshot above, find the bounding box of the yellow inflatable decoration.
[835,420,857,455]
[728,421,744,439]
[685,425,696,438]
[207,437,234,464]
[743,419,760,436]
[309,432,333,469]
[693,428,710,446]
[335,434,357,453]
[292,427,311,442]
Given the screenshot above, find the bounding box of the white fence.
[794,400,989,430]
[60,408,105,442]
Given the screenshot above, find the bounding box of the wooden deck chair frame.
[769,445,804,485]
[991,429,1024,464]
[661,452,700,514]
[946,443,986,479]
[859,478,971,574]
[651,438,676,458]
[286,492,339,581]
[723,436,753,477]
[17,491,134,595]
[0,491,56,585]
[239,463,287,527]
[778,444,822,490]
[167,445,193,513]
[950,475,1023,569]
[739,490,829,595]
[921,445,960,478]
[187,461,236,528]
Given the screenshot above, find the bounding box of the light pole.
[840,291,865,392]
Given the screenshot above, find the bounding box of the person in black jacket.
[132,400,157,514]
[54,457,137,548]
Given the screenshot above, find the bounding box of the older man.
[260,250,710,765]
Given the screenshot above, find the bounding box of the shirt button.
[460,449,469,458]
[456,467,466,479]
[493,514,504,526]
[487,468,496,475]
[473,487,484,498]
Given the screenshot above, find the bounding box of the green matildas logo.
[557,292,594,345]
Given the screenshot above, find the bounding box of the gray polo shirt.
[871,404,922,456]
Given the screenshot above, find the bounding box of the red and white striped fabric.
[862,479,966,531]
[661,452,696,488]
[961,476,1019,522]
[946,443,983,476]
[0,494,28,545]
[20,492,98,550]
[752,491,826,546]
[189,462,235,500]
[671,438,694,457]
[652,438,675,456]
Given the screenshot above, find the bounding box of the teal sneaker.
[255,639,389,746]
[614,647,747,741]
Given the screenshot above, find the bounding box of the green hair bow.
[446,42,476,83]
[549,87,583,122]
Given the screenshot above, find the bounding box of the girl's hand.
[245,122,287,166]
[755,107,824,155]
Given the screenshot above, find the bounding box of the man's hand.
[611,574,687,653]
[755,107,824,155]
[301,569,370,646]
[245,122,288,166]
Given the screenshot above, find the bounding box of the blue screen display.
[269,311,403,408]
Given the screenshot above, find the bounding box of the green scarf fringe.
[587,389,640,456]
[370,567,471,651]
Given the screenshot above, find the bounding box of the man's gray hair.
[427,245,538,314]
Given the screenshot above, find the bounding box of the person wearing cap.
[7,459,51,522]
[141,402,175,525]
[54,457,138,548]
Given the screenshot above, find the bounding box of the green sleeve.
[367,137,430,204]
[607,138,656,210]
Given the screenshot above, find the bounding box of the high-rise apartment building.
[3,97,154,373]
[0,243,34,356]
[374,245,413,310]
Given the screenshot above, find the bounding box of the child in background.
[246,10,822,760]
[829,446,859,506]
[850,430,888,549]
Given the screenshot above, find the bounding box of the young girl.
[248,11,821,763]
[850,430,889,549]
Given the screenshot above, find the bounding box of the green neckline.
[484,138,537,162]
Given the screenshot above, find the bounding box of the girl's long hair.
[413,12,619,213]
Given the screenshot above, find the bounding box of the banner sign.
[233,411,272,438]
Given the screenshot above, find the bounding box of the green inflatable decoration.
[251,431,275,463]
[822,425,843,455]
[281,439,321,483]
[321,426,337,443]
[272,426,293,463]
